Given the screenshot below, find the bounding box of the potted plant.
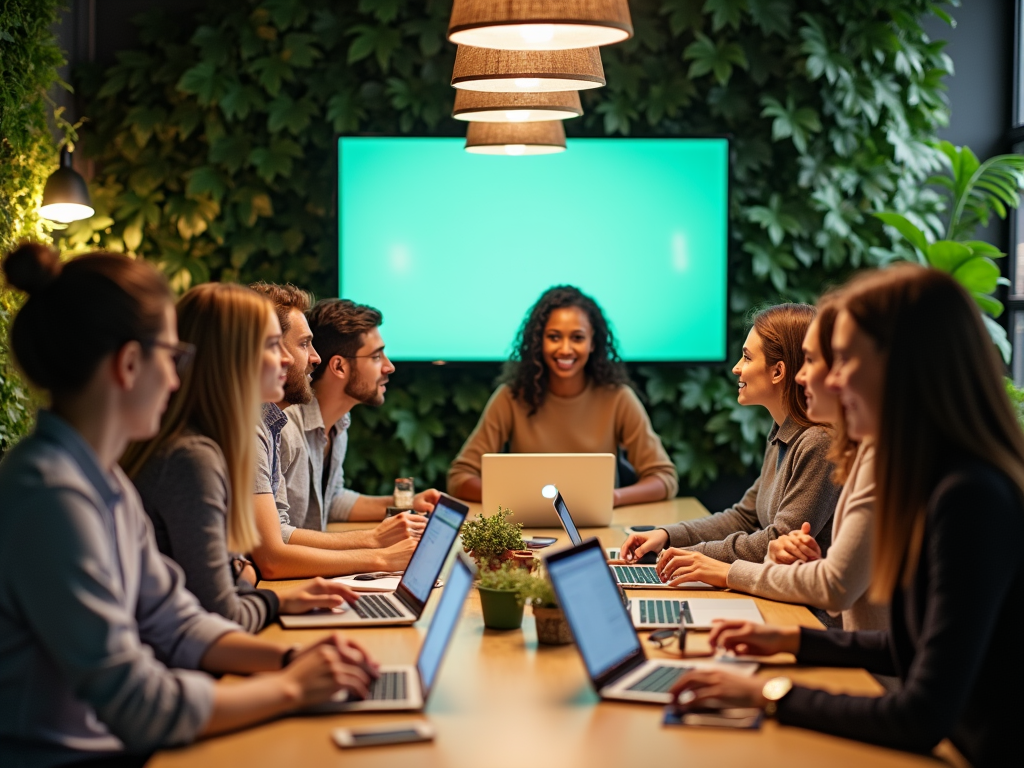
[461,507,533,570]
[477,561,535,630]
[524,566,573,646]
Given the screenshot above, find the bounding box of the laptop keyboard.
[367,671,408,701]
[352,593,405,620]
[626,665,690,694]
[639,599,683,625]
[612,565,661,585]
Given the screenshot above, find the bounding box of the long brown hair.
[751,303,816,428]
[840,265,1024,602]
[123,283,270,553]
[815,292,857,484]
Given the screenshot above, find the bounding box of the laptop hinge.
[595,650,647,690]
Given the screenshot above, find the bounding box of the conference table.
[150,498,965,768]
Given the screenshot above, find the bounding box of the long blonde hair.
[123,283,270,553]
[840,265,1024,602]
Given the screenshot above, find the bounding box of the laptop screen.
[417,554,473,696]
[553,494,582,545]
[400,499,466,605]
[546,543,642,684]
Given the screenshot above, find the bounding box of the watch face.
[763,677,793,701]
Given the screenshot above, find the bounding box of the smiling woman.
[447,285,678,507]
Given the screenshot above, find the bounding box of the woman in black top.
[670,264,1024,767]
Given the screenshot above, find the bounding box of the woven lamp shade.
[454,90,582,122]
[465,121,566,155]
[448,0,633,50]
[452,45,604,93]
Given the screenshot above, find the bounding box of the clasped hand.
[767,522,821,565]
[283,633,380,706]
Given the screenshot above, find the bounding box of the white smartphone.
[332,722,435,749]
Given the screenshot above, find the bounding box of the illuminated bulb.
[514,78,541,89]
[541,484,558,499]
[505,111,531,122]
[519,24,555,44]
[505,144,527,156]
[38,202,95,223]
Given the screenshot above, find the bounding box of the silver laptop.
[631,597,765,630]
[280,495,469,628]
[551,491,712,591]
[482,453,614,527]
[311,552,476,712]
[544,539,757,703]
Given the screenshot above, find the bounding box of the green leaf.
[326,89,367,133]
[874,212,928,253]
[972,292,1004,318]
[359,0,405,23]
[925,240,973,272]
[660,0,705,35]
[176,61,229,105]
[703,0,746,31]
[759,95,821,153]
[185,166,227,201]
[961,240,1005,258]
[248,137,303,182]
[983,315,1012,364]
[220,82,266,120]
[281,32,322,68]
[191,25,231,65]
[683,33,748,86]
[952,256,1000,295]
[747,0,791,36]
[266,94,317,134]
[209,134,251,173]
[347,24,403,72]
[250,55,295,96]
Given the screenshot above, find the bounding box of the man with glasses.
[279,298,440,543]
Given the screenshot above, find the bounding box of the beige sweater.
[726,440,889,631]
[447,383,678,499]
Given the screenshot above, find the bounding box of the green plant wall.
[62,0,953,494]
[0,0,66,452]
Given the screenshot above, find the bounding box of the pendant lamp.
[39,146,94,223]
[452,45,604,92]
[448,0,633,50]
[464,121,566,155]
[454,90,582,122]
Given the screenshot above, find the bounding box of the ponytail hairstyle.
[2,243,171,396]
[749,303,817,428]
[839,264,1024,602]
[123,283,268,553]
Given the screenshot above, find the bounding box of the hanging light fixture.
[465,121,566,155]
[39,146,94,224]
[452,45,604,93]
[448,0,633,50]
[454,90,582,122]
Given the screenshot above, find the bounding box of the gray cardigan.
[660,417,839,563]
[133,432,280,633]
[0,412,238,765]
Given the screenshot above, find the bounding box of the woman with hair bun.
[0,244,377,766]
[447,285,678,507]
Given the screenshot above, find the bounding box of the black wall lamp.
[39,146,94,223]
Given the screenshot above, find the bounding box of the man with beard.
[246,283,427,580]
[279,298,441,537]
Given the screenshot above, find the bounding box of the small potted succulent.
[461,507,534,571]
[477,561,535,630]
[524,566,573,646]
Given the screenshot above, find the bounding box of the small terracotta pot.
[468,549,536,571]
[478,587,525,630]
[533,605,573,645]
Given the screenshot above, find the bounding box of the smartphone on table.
[332,722,435,748]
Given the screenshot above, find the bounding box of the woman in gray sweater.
[621,304,840,577]
[125,283,356,632]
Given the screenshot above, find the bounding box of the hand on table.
[655,549,730,587]
[412,488,441,513]
[708,620,801,657]
[767,523,821,565]
[620,528,668,562]
[669,669,768,710]
[377,537,419,571]
[282,634,379,706]
[278,577,360,614]
[372,512,427,548]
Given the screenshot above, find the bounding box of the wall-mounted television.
[338,136,729,363]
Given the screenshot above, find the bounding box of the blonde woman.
[125,283,356,631]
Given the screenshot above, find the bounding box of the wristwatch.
[762,676,793,717]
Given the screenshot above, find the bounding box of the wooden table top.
[149,498,960,768]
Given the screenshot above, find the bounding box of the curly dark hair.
[500,285,632,415]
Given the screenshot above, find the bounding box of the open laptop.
[311,552,477,712]
[280,494,469,628]
[552,491,712,590]
[482,453,615,527]
[632,597,765,630]
[544,539,757,703]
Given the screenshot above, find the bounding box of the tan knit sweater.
[447,383,679,499]
[726,440,889,631]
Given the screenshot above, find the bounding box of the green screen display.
[338,137,728,362]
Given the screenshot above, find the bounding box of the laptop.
[311,552,477,712]
[482,453,615,527]
[279,494,469,628]
[544,539,757,704]
[631,597,765,630]
[551,491,712,591]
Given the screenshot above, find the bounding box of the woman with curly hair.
[447,285,678,507]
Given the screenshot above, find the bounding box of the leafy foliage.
[477,560,540,607]
[1005,378,1024,432]
[59,0,956,491]
[0,0,66,453]
[461,507,525,561]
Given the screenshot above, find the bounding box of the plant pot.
[533,605,573,645]
[478,586,524,630]
[468,549,536,571]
